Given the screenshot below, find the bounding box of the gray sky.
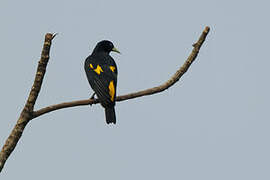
[0,0,269,179]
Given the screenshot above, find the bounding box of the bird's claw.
[89,93,96,106]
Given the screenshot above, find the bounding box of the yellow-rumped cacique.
[84,40,120,124]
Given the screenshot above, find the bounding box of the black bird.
[84,40,120,124]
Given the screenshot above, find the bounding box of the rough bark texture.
[0,26,210,173]
[0,33,56,172]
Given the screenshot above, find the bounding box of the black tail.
[105,107,116,124]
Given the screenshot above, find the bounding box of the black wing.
[85,57,117,107]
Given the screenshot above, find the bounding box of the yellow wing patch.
[89,64,103,75]
[109,66,116,72]
[108,81,115,102]
[90,63,94,69]
[94,65,104,74]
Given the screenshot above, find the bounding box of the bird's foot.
[89,93,96,106]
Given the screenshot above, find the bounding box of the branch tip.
[52,33,58,39]
[204,26,210,33]
[45,33,53,39]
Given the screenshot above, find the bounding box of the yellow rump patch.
[90,64,104,75]
[109,66,116,72]
[108,81,115,102]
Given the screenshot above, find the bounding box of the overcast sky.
[0,0,269,179]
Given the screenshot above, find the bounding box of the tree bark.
[0,33,56,172]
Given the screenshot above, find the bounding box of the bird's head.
[93,40,120,54]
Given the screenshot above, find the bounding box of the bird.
[84,40,120,124]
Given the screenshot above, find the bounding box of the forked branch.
[0,26,210,173]
[33,26,210,118]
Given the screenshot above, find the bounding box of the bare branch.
[0,33,55,172]
[33,26,210,118]
[0,26,210,173]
